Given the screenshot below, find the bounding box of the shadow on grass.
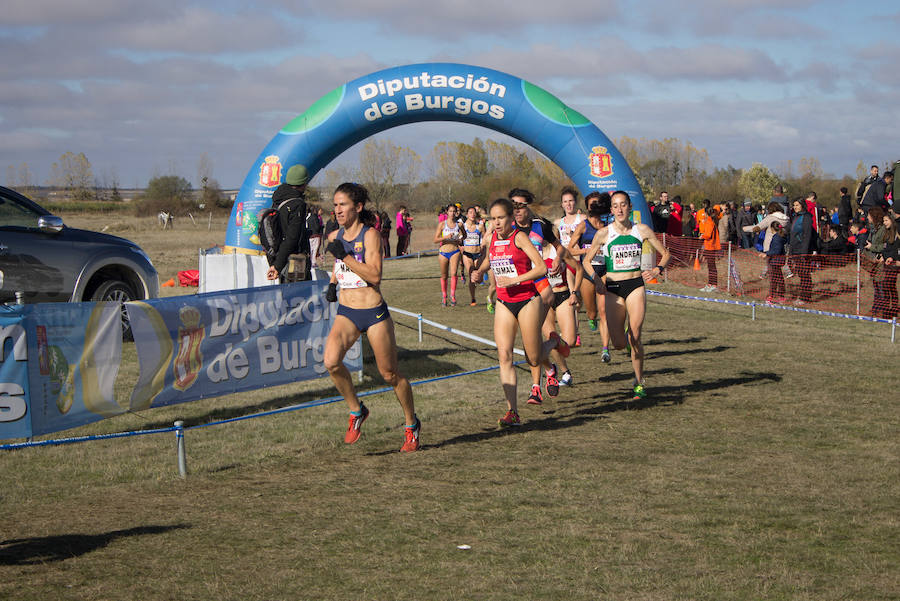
[579,370,781,413]
[368,369,782,454]
[0,524,191,565]
[645,344,734,360]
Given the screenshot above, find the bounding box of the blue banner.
[0,302,124,440]
[125,280,361,410]
[0,308,30,439]
[26,303,124,436]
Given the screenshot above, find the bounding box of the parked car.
[0,185,159,338]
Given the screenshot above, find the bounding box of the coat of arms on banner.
[259,155,283,188]
[173,306,204,391]
[589,146,613,178]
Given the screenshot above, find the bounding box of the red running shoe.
[400,417,421,452]
[344,403,369,444]
[527,384,543,405]
[498,410,521,427]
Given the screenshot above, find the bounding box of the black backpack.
[257,207,281,262]
[257,197,300,262]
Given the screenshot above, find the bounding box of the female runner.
[508,188,572,405]
[461,206,486,306]
[555,187,585,345]
[567,192,612,362]
[471,198,564,427]
[434,204,464,306]
[583,191,671,400]
[537,233,583,393]
[323,182,420,452]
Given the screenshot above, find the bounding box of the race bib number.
[334,259,367,289]
[490,257,518,278]
[548,271,564,287]
[611,244,642,271]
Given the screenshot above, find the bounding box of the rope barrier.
[646,289,898,327]
[1,360,524,452]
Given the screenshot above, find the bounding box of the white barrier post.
[174,420,187,478]
[662,234,668,282]
[751,301,756,321]
[856,249,861,316]
[892,317,896,344]
[417,313,423,342]
[726,242,732,294]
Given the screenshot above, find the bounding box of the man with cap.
[738,198,756,248]
[266,163,311,282]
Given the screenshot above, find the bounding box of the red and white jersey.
[488,230,537,303]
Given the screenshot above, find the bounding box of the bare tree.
[56,152,94,200]
[358,138,414,211]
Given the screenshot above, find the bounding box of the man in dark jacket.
[266,164,310,282]
[788,198,815,304]
[837,186,852,235]
[856,165,879,206]
[737,199,756,248]
[860,176,886,217]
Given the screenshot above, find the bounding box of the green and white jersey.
[604,223,645,273]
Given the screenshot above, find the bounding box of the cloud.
[109,6,294,54]
[283,0,620,36]
[642,45,786,80]
[1,0,178,26]
[631,0,820,37]
[461,41,785,84]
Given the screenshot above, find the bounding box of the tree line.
[6,141,879,217]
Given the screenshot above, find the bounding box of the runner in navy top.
[567,191,613,363]
[434,204,463,306]
[461,205,486,306]
[324,182,420,452]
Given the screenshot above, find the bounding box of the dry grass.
[1,216,897,600]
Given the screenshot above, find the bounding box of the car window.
[0,194,41,228]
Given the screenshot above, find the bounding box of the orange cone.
[162,277,175,287]
[693,251,701,271]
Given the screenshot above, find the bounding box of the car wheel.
[90,279,137,341]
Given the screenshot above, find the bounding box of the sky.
[1,0,897,190]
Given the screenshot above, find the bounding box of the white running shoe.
[560,371,573,386]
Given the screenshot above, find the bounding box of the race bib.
[334,259,367,289]
[490,257,518,278]
[548,271,564,287]
[611,243,642,271]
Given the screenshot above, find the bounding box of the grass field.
[1,215,898,600]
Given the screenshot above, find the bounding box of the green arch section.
[280,85,345,134]
[522,80,590,127]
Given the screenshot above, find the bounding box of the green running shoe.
[486,295,495,314]
[632,383,646,400]
[588,319,598,331]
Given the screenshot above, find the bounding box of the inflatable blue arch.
[225,62,647,253]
